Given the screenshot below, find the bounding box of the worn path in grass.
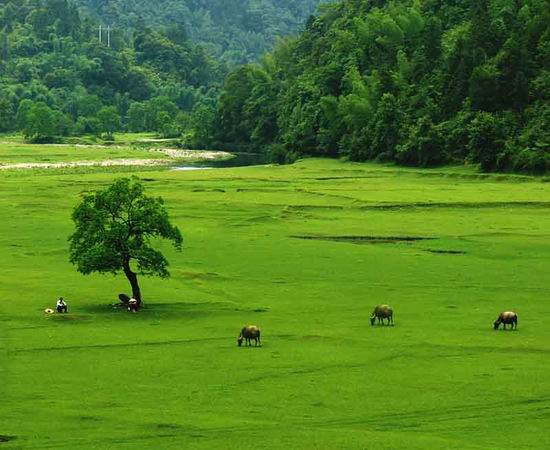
[0,138,232,169]
[1,158,550,449]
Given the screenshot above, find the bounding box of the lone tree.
[97,106,121,139]
[69,177,182,305]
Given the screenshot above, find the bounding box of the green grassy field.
[0,139,166,165]
[1,158,550,449]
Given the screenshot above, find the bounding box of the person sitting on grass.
[128,298,138,313]
[56,297,68,313]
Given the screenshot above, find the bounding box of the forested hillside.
[203,0,550,174]
[0,0,224,140]
[73,0,325,65]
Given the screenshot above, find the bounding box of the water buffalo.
[370,304,394,326]
[238,325,261,347]
[118,293,131,305]
[494,311,518,330]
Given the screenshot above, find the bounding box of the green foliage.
[213,66,272,150]
[97,106,121,138]
[74,116,101,135]
[467,111,510,172]
[0,97,15,131]
[396,116,446,167]
[74,0,324,65]
[186,103,216,149]
[0,0,226,139]
[203,0,550,174]
[69,177,182,301]
[24,102,56,141]
[16,100,72,142]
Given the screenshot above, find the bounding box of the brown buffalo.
[370,304,394,326]
[494,311,518,330]
[238,325,261,347]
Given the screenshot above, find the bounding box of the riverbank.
[0,139,235,170]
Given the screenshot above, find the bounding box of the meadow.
[1,155,550,449]
[0,138,165,165]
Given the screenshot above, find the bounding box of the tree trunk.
[123,261,142,305]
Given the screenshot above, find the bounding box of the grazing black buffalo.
[118,293,131,304]
[370,304,394,326]
[238,325,261,347]
[494,311,518,330]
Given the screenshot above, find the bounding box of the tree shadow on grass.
[78,301,269,320]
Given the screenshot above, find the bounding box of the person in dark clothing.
[128,298,138,313]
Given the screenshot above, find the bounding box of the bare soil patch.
[425,249,466,255]
[291,235,435,244]
[0,159,170,170]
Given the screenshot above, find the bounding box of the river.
[172,152,268,170]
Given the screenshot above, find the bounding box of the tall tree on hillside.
[69,177,183,306]
[97,106,121,139]
[21,102,57,142]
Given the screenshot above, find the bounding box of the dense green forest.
[202,0,550,174]
[0,0,322,142]
[73,0,325,65]
[1,0,548,174]
[0,0,227,140]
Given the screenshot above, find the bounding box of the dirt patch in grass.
[0,435,16,443]
[291,235,435,245]
[192,188,226,192]
[233,215,276,225]
[182,271,220,278]
[0,159,171,170]
[312,175,385,181]
[360,201,550,210]
[79,415,101,422]
[425,249,467,255]
[284,205,345,212]
[156,423,184,430]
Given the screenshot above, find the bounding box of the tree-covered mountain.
[0,0,225,140]
[201,0,550,174]
[73,0,325,65]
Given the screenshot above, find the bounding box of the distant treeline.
[73,0,324,66]
[0,0,225,141]
[200,0,550,174]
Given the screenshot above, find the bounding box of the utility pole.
[98,24,114,47]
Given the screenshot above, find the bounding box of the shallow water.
[172,166,213,171]
[173,152,267,170]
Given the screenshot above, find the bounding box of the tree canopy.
[0,0,321,141]
[73,0,324,65]
[69,177,182,304]
[1,0,548,174]
[199,0,550,174]
[0,0,225,140]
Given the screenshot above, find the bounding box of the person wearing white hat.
[128,298,138,313]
